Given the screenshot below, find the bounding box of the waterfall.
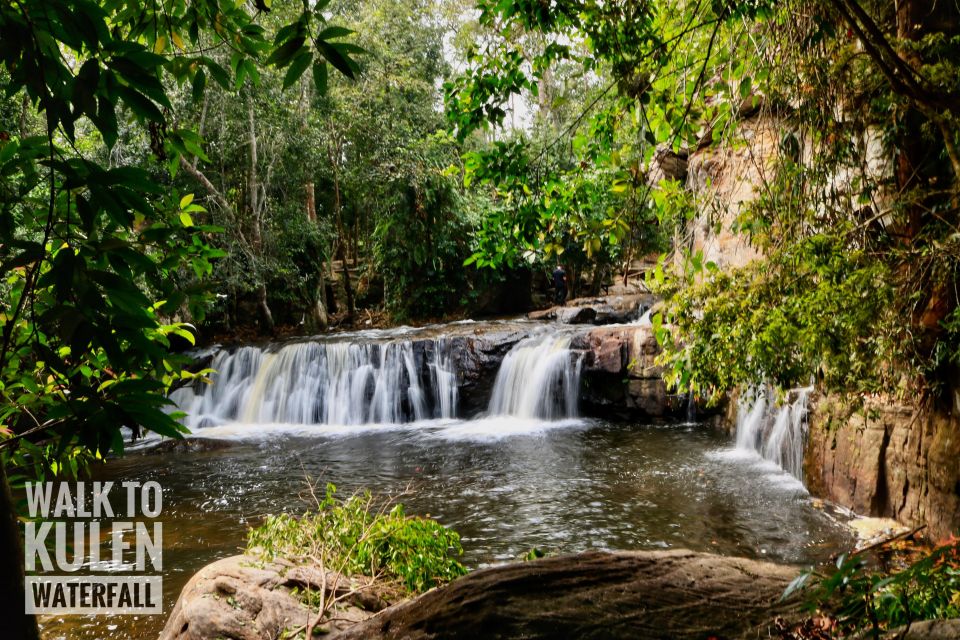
[170,338,458,429]
[487,334,583,420]
[735,386,811,481]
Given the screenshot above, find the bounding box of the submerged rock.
[329,550,803,640]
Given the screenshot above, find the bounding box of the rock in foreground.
[159,555,391,640]
[330,549,802,640]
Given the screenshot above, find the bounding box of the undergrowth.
[246,483,467,594]
[782,535,960,638]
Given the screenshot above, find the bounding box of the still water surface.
[42,417,852,639]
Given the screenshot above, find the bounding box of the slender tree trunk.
[298,80,328,331]
[329,139,355,323]
[247,92,274,334]
[895,0,926,239]
[351,220,358,268]
[0,464,40,640]
[305,180,328,330]
[18,94,28,139]
[192,90,210,170]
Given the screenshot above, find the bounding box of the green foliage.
[0,0,358,481]
[652,237,895,404]
[785,540,960,636]
[247,484,467,594]
[446,0,760,285]
[373,134,477,318]
[173,0,468,326]
[648,0,960,401]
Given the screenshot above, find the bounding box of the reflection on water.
[42,418,852,639]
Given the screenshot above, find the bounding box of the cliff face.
[805,397,960,541]
[685,116,772,270]
[685,116,960,539]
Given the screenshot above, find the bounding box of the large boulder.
[329,550,803,640]
[573,325,688,419]
[527,294,655,325]
[159,555,389,640]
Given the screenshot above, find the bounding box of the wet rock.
[129,437,235,455]
[527,294,655,325]
[450,330,528,416]
[627,379,670,416]
[329,550,804,640]
[590,334,625,374]
[573,325,689,420]
[527,307,558,321]
[556,305,597,324]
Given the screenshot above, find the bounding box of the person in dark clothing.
[552,263,567,305]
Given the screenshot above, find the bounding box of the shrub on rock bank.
[246,484,467,594]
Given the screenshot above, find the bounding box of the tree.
[446,0,960,402]
[0,1,359,635]
[446,0,745,282]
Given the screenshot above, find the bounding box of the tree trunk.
[18,94,28,139]
[247,92,274,334]
[0,464,41,640]
[338,242,355,325]
[895,0,926,239]
[305,180,328,331]
[329,139,355,324]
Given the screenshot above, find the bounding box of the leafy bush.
[247,484,467,593]
[784,539,960,636]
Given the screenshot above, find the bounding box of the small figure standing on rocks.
[552,263,567,305]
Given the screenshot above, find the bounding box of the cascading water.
[735,386,811,481]
[487,334,583,420]
[170,338,458,429]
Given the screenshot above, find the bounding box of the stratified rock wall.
[573,325,689,419]
[805,396,960,541]
[683,114,959,538]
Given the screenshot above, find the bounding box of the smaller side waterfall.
[487,334,583,420]
[429,338,458,420]
[735,386,811,481]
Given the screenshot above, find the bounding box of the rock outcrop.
[329,550,803,640]
[159,555,391,640]
[885,619,960,639]
[805,396,960,542]
[574,325,689,419]
[527,293,655,325]
[444,326,531,416]
[685,115,772,271]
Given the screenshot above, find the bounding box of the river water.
[41,416,853,639]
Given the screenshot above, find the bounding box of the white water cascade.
[735,386,811,481]
[487,334,583,420]
[170,339,458,429]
